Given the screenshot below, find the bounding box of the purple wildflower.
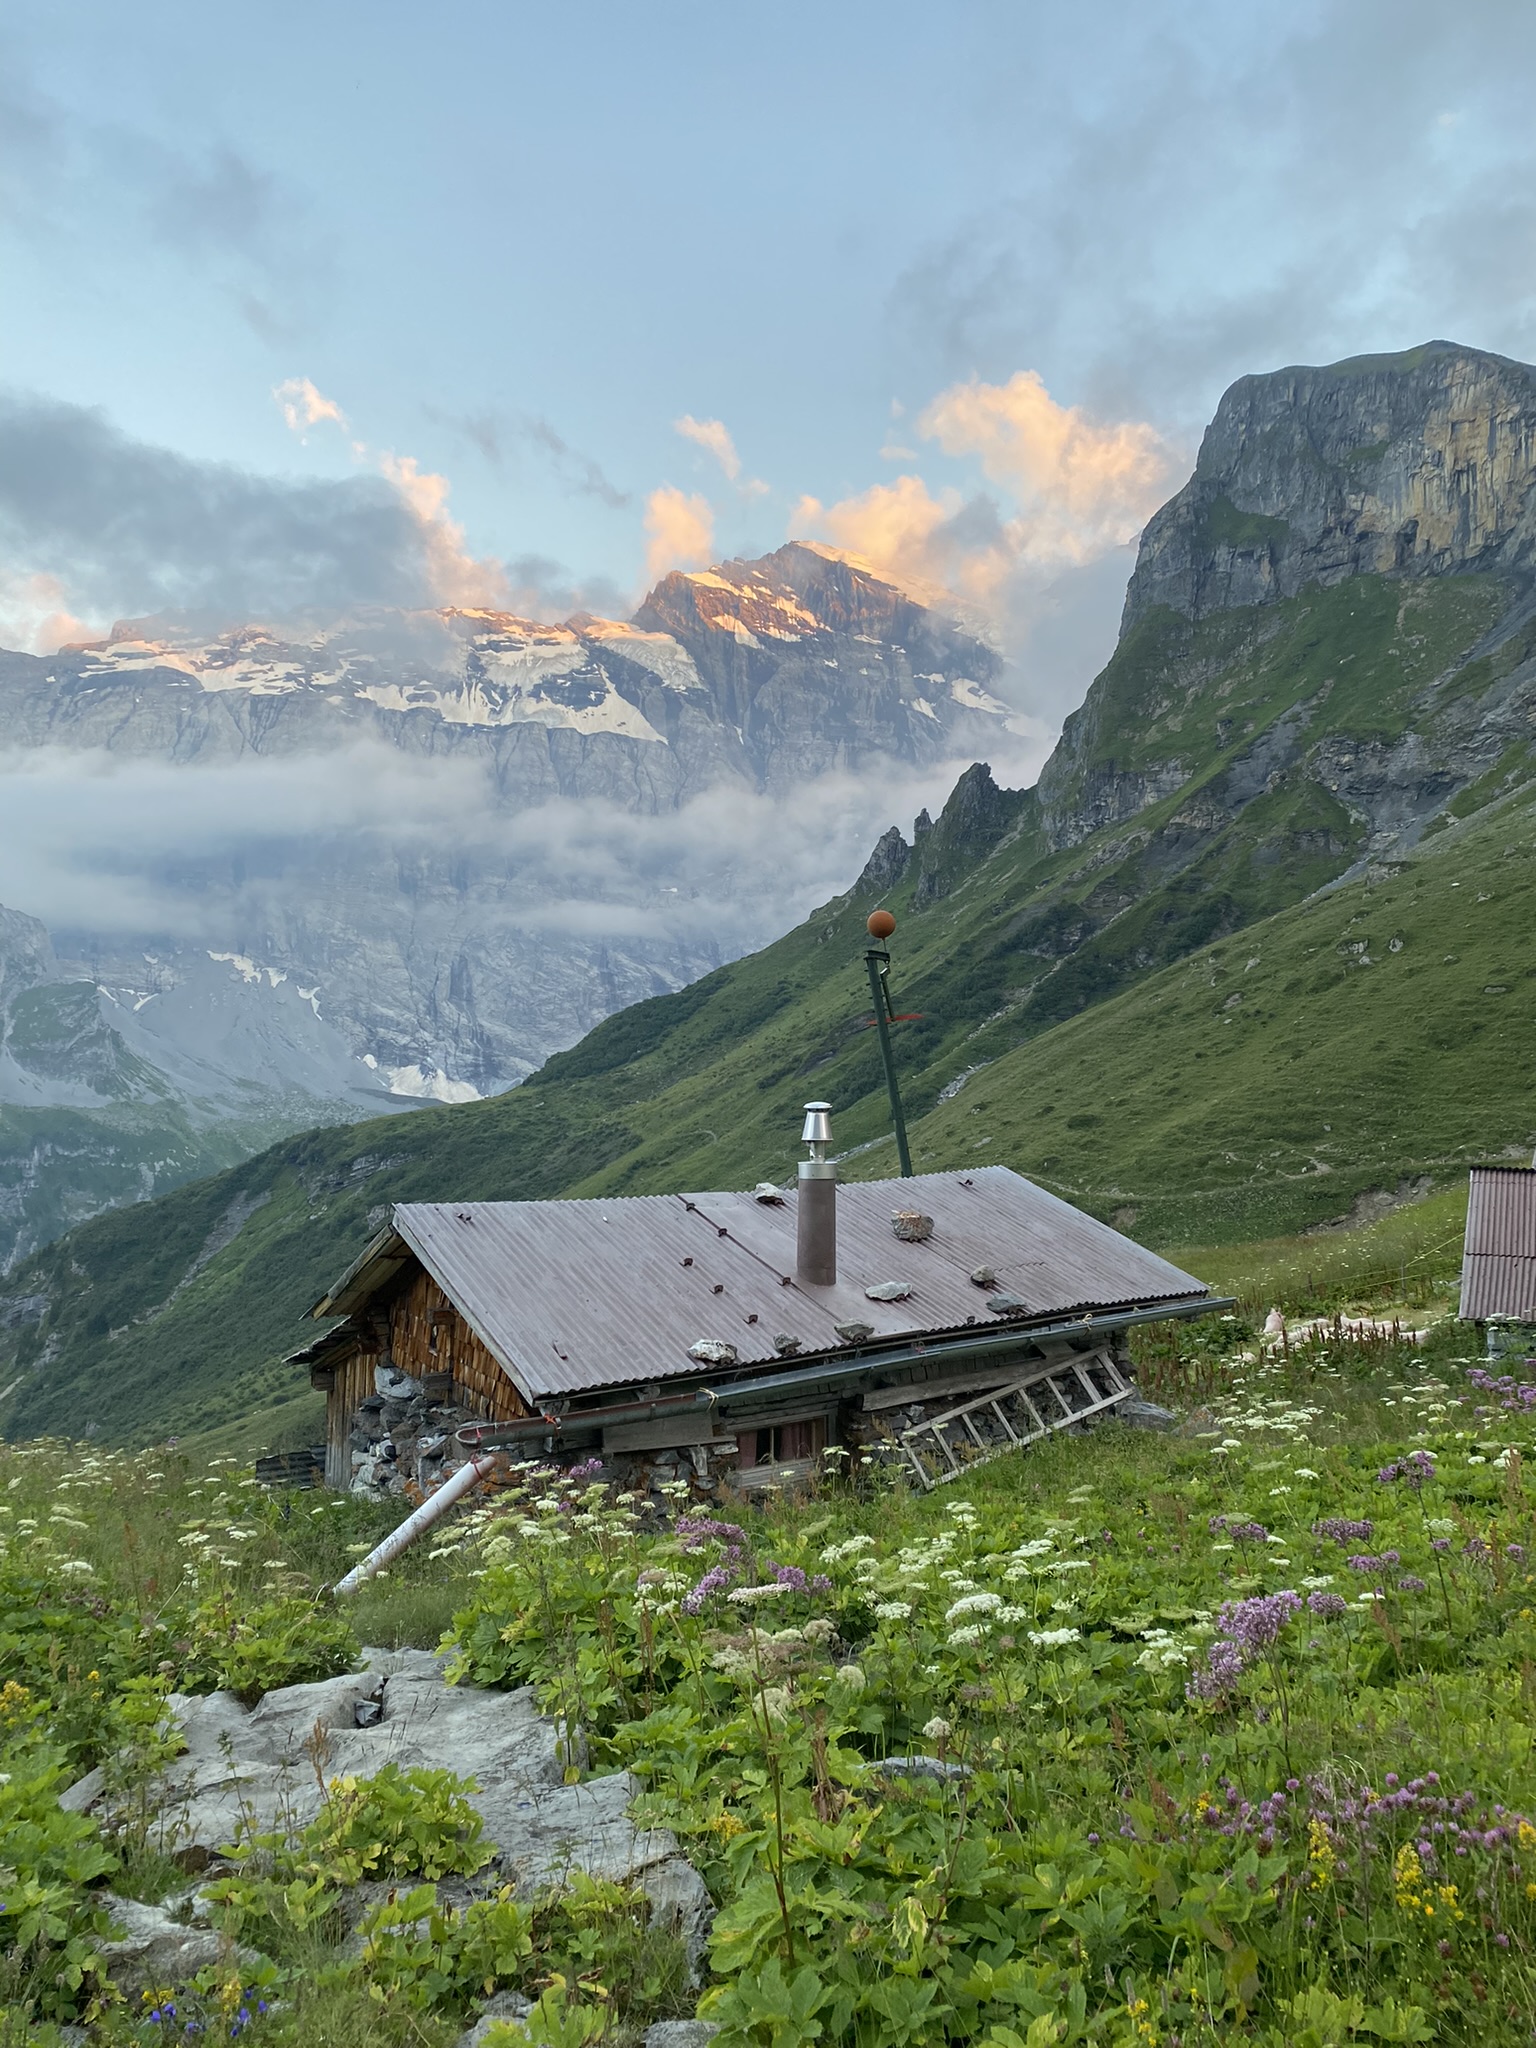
[1397,1575,1427,1592]
[1378,1450,1436,1489]
[676,1513,747,1551]
[1307,1590,1346,1617]
[765,1560,832,1595]
[681,1558,740,1613]
[1313,1516,1374,1545]
[1220,1589,1304,1650]
[1467,1366,1536,1409]
[1346,1554,1386,1574]
[1507,1543,1526,1560]
[1187,1639,1247,1700]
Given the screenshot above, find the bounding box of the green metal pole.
[865,947,914,1176]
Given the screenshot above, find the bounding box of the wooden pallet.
[896,1348,1132,1489]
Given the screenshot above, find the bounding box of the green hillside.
[4,552,1534,1455]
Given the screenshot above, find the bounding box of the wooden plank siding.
[386,1265,528,1423]
[319,1258,529,1486]
[325,1348,377,1488]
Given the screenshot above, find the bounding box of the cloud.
[788,369,1177,729]
[0,733,1053,954]
[790,371,1173,629]
[884,1,1536,432]
[674,413,770,498]
[374,452,508,609]
[0,389,500,643]
[428,405,631,509]
[0,62,326,340]
[274,376,349,439]
[0,571,100,657]
[789,477,961,605]
[918,370,1175,563]
[642,485,715,585]
[500,553,628,623]
[674,414,741,481]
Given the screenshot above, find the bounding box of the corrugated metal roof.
[1460,1167,1536,1318]
[385,1166,1207,1403]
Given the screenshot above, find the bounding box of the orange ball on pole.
[866,909,897,939]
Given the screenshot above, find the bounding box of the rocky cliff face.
[1123,341,1536,627]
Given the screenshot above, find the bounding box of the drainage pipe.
[333,1451,498,1597]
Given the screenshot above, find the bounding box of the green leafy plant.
[0,1722,117,2020]
[306,1761,493,1884]
[175,1586,359,1703]
[358,1882,533,2009]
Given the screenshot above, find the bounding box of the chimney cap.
[801,1101,832,1145]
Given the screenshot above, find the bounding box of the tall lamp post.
[864,908,914,1177]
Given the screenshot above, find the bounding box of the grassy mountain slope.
[4,557,1533,1455]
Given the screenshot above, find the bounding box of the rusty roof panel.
[1460,1168,1536,1318]
[391,1166,1207,1402]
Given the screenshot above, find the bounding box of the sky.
[6,0,1536,728]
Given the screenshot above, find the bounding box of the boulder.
[456,1990,534,2046]
[72,1649,712,1932]
[95,1893,254,1994]
[644,2024,719,2048]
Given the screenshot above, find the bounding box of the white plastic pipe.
[333,1453,496,1597]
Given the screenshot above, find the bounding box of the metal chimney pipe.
[796,1100,837,1286]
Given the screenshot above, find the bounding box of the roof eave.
[544,1289,1223,1414]
[309,1224,415,1319]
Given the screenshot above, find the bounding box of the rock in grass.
[95,1893,255,1993]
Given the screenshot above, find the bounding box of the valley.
[6,341,1536,1455]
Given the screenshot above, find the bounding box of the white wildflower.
[1293,1467,1320,1480]
[945,1591,1003,1621]
[821,1534,876,1563]
[874,1600,912,1622]
[835,1664,866,1692]
[947,1623,988,1647]
[921,1716,951,1741]
[728,1583,784,1605]
[1027,1626,1080,1648]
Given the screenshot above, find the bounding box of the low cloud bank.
[0,734,1051,954]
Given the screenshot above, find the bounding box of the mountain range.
[6,337,1536,1452]
[0,541,1018,1270]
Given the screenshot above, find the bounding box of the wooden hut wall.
[387,1264,527,1421]
[325,1346,378,1487]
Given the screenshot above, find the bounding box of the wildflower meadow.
[6,1315,1536,2044]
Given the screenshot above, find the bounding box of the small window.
[737,1416,827,1468]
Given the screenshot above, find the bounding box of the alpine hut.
[292,1104,1221,1498]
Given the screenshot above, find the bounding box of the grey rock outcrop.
[70,1649,712,1975]
[95,1892,255,1994]
[1123,341,1536,629]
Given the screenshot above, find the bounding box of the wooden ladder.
[896,1347,1132,1490]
